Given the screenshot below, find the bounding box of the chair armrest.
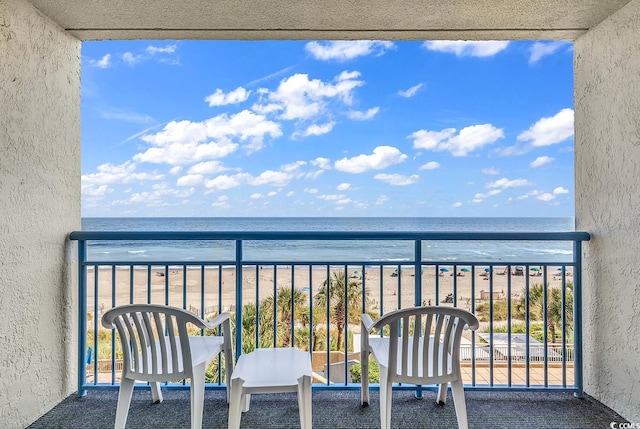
[361,313,375,332]
[202,312,231,330]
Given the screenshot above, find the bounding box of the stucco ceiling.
[29,0,632,41]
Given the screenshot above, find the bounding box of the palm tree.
[314,271,366,351]
[515,282,573,343]
[272,287,307,347]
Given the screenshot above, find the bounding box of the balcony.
[68,230,592,396]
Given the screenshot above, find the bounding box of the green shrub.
[349,359,380,383]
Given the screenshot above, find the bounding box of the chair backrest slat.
[411,314,421,377]
[152,312,169,375]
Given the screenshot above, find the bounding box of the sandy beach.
[86,264,571,319]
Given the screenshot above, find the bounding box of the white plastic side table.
[228,347,312,429]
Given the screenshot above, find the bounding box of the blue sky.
[81,40,574,218]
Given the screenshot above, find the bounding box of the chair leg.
[437,382,448,405]
[450,378,469,429]
[224,345,234,404]
[361,351,369,406]
[190,363,206,429]
[378,367,392,429]
[297,374,312,429]
[114,378,135,429]
[228,378,244,429]
[150,382,163,404]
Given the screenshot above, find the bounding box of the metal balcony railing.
[69,230,590,397]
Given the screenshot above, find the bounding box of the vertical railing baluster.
[561,266,567,388]
[573,241,583,398]
[129,264,134,305]
[414,239,423,399]
[343,263,348,385]
[507,264,512,387]
[273,264,277,349]
[543,265,549,387]
[525,265,530,387]
[291,265,295,348]
[111,265,116,384]
[235,240,243,360]
[77,240,87,397]
[488,265,494,386]
[470,264,476,387]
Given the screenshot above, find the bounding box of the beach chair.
[360,306,479,429]
[101,304,234,429]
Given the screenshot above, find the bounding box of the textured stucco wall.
[575,0,640,422]
[0,0,80,427]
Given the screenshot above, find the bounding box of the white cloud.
[482,167,500,175]
[374,173,420,186]
[176,174,203,186]
[286,191,294,197]
[122,52,143,66]
[529,41,569,64]
[267,191,278,197]
[452,202,463,208]
[375,195,389,205]
[146,44,177,55]
[305,41,395,61]
[204,174,250,191]
[169,166,182,175]
[299,122,335,137]
[347,107,380,120]
[398,83,423,98]
[410,124,504,156]
[337,183,351,191]
[90,54,111,68]
[337,198,352,205]
[205,87,251,107]
[518,108,574,146]
[422,41,509,57]
[553,186,569,195]
[419,161,440,170]
[537,193,555,201]
[137,110,281,162]
[251,170,292,186]
[306,157,332,179]
[212,195,231,208]
[518,190,543,200]
[530,156,554,168]
[304,188,319,194]
[82,184,113,197]
[124,183,194,206]
[472,189,502,203]
[250,193,262,199]
[259,72,364,121]
[188,161,227,175]
[82,161,163,186]
[486,178,532,189]
[335,146,407,173]
[317,194,347,201]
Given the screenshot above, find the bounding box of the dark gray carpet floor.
[29,389,629,429]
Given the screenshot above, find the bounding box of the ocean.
[81,217,576,264]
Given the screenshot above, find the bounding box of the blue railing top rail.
[69,230,591,241]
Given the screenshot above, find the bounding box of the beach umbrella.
[354,270,362,275]
[484,267,491,272]
[460,267,470,272]
[557,267,565,271]
[530,267,540,272]
[440,267,449,272]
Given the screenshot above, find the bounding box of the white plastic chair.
[101,304,234,429]
[360,306,479,429]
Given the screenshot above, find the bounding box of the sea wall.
[0,0,81,426]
